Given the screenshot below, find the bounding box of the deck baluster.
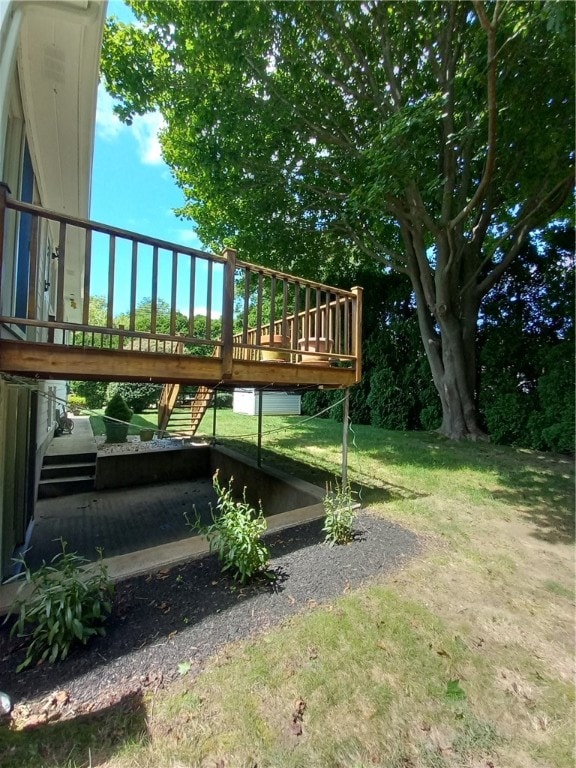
[150,245,158,334]
[27,214,38,322]
[170,249,178,336]
[206,259,213,341]
[82,228,92,326]
[188,255,196,338]
[221,247,236,375]
[56,221,67,323]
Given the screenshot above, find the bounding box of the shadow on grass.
[219,437,428,507]
[492,466,575,544]
[231,418,574,545]
[0,689,148,768]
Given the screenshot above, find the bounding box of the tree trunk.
[433,314,485,440]
[409,268,486,441]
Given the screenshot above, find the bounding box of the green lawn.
[3,412,574,768]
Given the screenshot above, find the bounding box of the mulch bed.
[0,514,421,722]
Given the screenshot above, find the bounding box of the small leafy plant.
[189,471,270,583]
[5,541,114,672]
[323,479,357,546]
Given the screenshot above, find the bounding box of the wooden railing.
[0,186,362,381]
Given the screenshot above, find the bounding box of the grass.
[3,411,574,767]
[89,408,158,437]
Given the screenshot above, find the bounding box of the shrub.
[189,472,270,583]
[106,382,162,414]
[5,542,114,672]
[367,367,412,430]
[215,391,233,409]
[104,392,133,423]
[69,381,107,409]
[67,394,87,415]
[322,480,357,546]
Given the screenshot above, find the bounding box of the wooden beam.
[0,340,356,389]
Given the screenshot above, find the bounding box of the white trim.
[0,2,23,177]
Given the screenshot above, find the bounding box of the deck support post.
[342,388,350,489]
[212,390,217,438]
[257,389,263,467]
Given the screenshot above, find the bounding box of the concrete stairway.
[38,451,97,498]
[37,416,97,499]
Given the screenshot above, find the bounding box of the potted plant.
[298,336,334,366]
[103,392,133,443]
[260,334,291,362]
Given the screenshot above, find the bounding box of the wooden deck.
[0,187,362,390]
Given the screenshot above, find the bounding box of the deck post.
[257,389,263,467]
[341,387,350,489]
[212,389,217,438]
[351,286,363,384]
[221,247,237,378]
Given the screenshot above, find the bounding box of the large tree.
[102,1,573,439]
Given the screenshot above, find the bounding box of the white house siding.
[233,389,302,416]
[0,1,105,579]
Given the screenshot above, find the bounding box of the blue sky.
[90,1,222,316]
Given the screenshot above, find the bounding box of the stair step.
[43,451,97,466]
[41,462,96,480]
[38,475,95,499]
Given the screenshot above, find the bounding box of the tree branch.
[449,1,498,230]
[332,218,407,272]
[476,173,574,296]
[244,55,360,155]
[371,2,403,112]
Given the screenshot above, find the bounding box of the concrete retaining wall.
[95,443,324,519]
[210,445,323,516]
[95,446,211,490]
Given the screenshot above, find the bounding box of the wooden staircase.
[158,383,214,437]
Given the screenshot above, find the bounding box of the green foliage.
[69,380,107,409]
[6,542,113,672]
[102,1,574,439]
[367,367,411,431]
[322,480,357,546]
[67,394,87,415]
[104,392,133,423]
[106,382,161,414]
[189,472,270,584]
[535,342,575,454]
[215,392,233,409]
[479,227,574,453]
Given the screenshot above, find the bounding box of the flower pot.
[104,420,130,444]
[260,334,290,362]
[140,428,155,442]
[298,337,334,366]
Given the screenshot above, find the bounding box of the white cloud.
[95,83,165,166]
[177,229,204,248]
[177,306,222,320]
[95,85,124,140]
[132,111,165,165]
